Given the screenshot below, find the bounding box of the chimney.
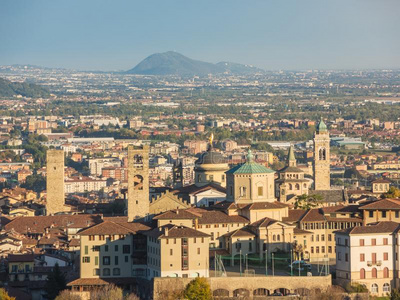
[176,210,179,215]
[164,227,169,237]
[194,218,198,230]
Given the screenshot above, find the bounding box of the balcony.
[367,261,382,267]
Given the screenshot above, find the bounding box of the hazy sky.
[1,0,399,71]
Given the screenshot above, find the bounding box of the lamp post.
[272,253,275,276]
[290,249,293,276]
[265,249,268,276]
[239,249,242,276]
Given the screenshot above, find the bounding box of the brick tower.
[46,149,65,215]
[313,119,330,190]
[127,145,149,221]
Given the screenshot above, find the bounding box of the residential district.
[0,68,400,299]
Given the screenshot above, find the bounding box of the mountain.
[0,77,50,98]
[126,51,263,76]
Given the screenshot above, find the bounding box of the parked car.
[288,260,311,271]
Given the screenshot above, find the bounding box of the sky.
[0,0,399,71]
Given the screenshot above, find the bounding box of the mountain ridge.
[0,77,50,98]
[126,51,263,76]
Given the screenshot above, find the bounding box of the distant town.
[0,64,400,299]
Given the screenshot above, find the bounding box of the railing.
[367,261,382,266]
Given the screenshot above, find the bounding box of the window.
[360,268,365,279]
[382,211,387,218]
[372,253,377,263]
[183,238,188,246]
[383,283,390,293]
[345,253,348,262]
[113,268,121,276]
[383,267,389,278]
[383,238,388,245]
[93,268,100,276]
[84,246,88,255]
[125,256,128,263]
[105,245,109,252]
[345,239,348,246]
[396,211,399,218]
[95,256,99,266]
[197,248,200,255]
[115,256,119,265]
[316,235,319,242]
[92,246,100,252]
[170,249,173,256]
[328,234,332,242]
[311,247,314,254]
[384,252,389,260]
[338,252,341,260]
[371,284,378,294]
[321,235,325,242]
[372,239,376,246]
[123,245,130,254]
[249,242,252,251]
[369,211,373,218]
[82,257,90,263]
[360,239,364,246]
[258,186,263,196]
[316,247,320,254]
[322,246,325,253]
[103,268,110,276]
[115,245,119,252]
[103,256,110,265]
[360,254,365,262]
[372,268,377,278]
[328,246,332,253]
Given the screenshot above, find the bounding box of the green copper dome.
[317,118,328,133]
[226,149,275,174]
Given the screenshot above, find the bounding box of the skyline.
[1,0,400,71]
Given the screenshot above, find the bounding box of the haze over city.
[1,0,400,70]
[1,1,400,300]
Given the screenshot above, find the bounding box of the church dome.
[195,150,227,165]
[317,119,328,133]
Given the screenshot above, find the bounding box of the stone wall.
[153,275,332,300]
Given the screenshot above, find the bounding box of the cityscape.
[1,1,400,300]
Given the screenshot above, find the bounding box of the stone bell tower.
[313,119,330,190]
[46,149,65,215]
[127,145,149,221]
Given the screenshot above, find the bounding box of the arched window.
[371,284,378,294]
[360,268,365,279]
[133,175,144,190]
[277,235,281,241]
[295,183,300,190]
[383,267,389,278]
[103,268,110,276]
[289,183,293,190]
[273,235,276,241]
[383,283,390,293]
[319,148,326,160]
[372,268,377,278]
[113,268,121,276]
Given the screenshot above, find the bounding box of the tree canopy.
[184,277,212,300]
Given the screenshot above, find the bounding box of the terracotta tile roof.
[8,253,34,262]
[360,198,400,210]
[282,209,307,223]
[223,228,255,238]
[68,277,137,286]
[244,201,289,210]
[250,217,279,228]
[4,214,103,234]
[145,224,210,239]
[79,221,151,236]
[197,211,248,224]
[68,238,80,247]
[300,209,325,222]
[372,179,391,184]
[337,221,400,235]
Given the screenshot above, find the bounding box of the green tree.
[184,277,212,300]
[294,194,323,210]
[0,288,15,300]
[391,288,400,300]
[21,174,46,193]
[384,186,400,199]
[45,264,67,300]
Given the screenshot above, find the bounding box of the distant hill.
[126,51,264,76]
[0,77,50,98]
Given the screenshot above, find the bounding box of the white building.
[65,176,107,193]
[335,221,398,296]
